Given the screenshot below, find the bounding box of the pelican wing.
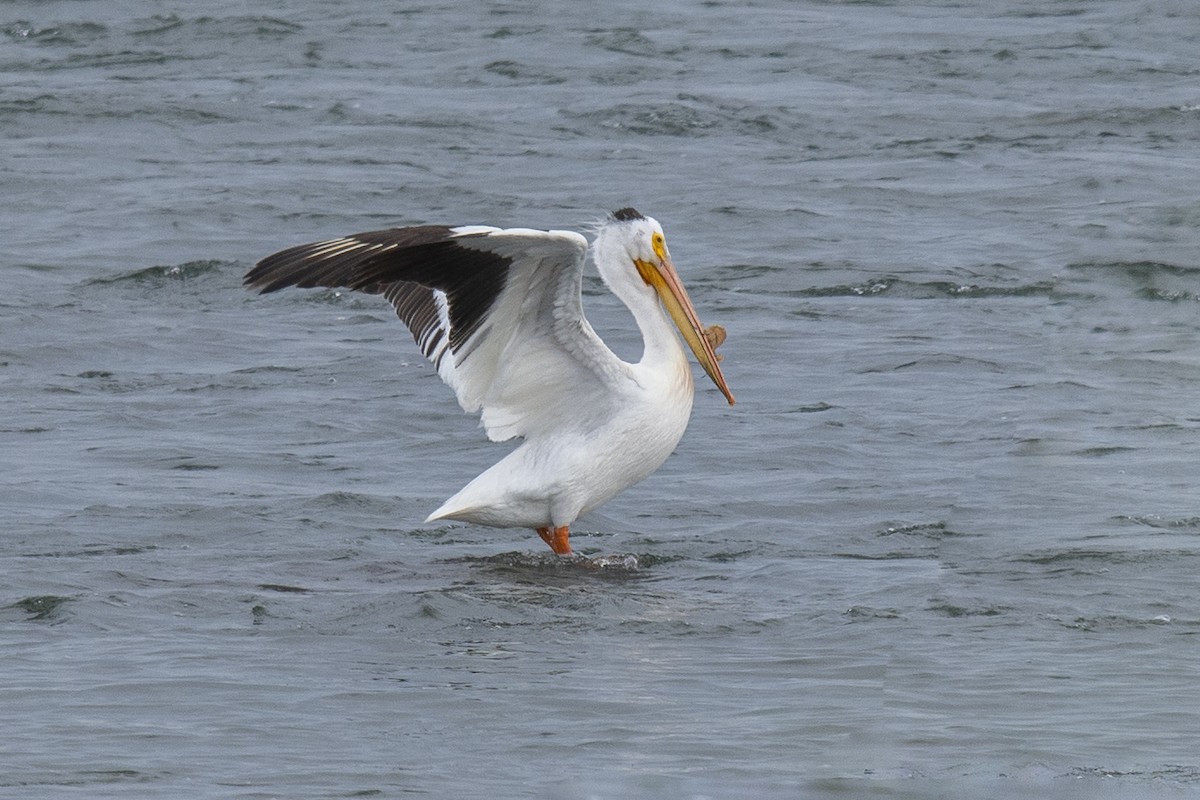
[245,225,626,442]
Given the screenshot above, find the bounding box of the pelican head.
[594,207,735,405]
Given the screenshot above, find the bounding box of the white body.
[426,221,697,529]
[427,329,694,529]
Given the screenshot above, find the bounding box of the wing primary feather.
[245,226,513,364]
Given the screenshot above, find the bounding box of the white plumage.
[245,207,732,555]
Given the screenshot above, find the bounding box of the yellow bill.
[636,257,735,405]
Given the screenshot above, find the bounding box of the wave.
[559,95,789,139]
[795,276,1063,299]
[84,259,234,288]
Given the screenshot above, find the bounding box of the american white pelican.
[244,207,733,555]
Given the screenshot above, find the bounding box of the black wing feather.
[382,281,447,366]
[245,226,512,356]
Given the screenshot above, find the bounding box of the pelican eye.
[651,232,666,260]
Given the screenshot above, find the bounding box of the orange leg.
[535,525,572,556]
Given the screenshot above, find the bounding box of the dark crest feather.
[611,207,645,222]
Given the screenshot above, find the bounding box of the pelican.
[244,207,734,555]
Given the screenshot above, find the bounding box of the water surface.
[3,1,1199,797]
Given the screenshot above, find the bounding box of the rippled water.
[4,1,1199,798]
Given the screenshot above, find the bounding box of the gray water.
[3,1,1199,797]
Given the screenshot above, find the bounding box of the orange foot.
[536,526,572,556]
